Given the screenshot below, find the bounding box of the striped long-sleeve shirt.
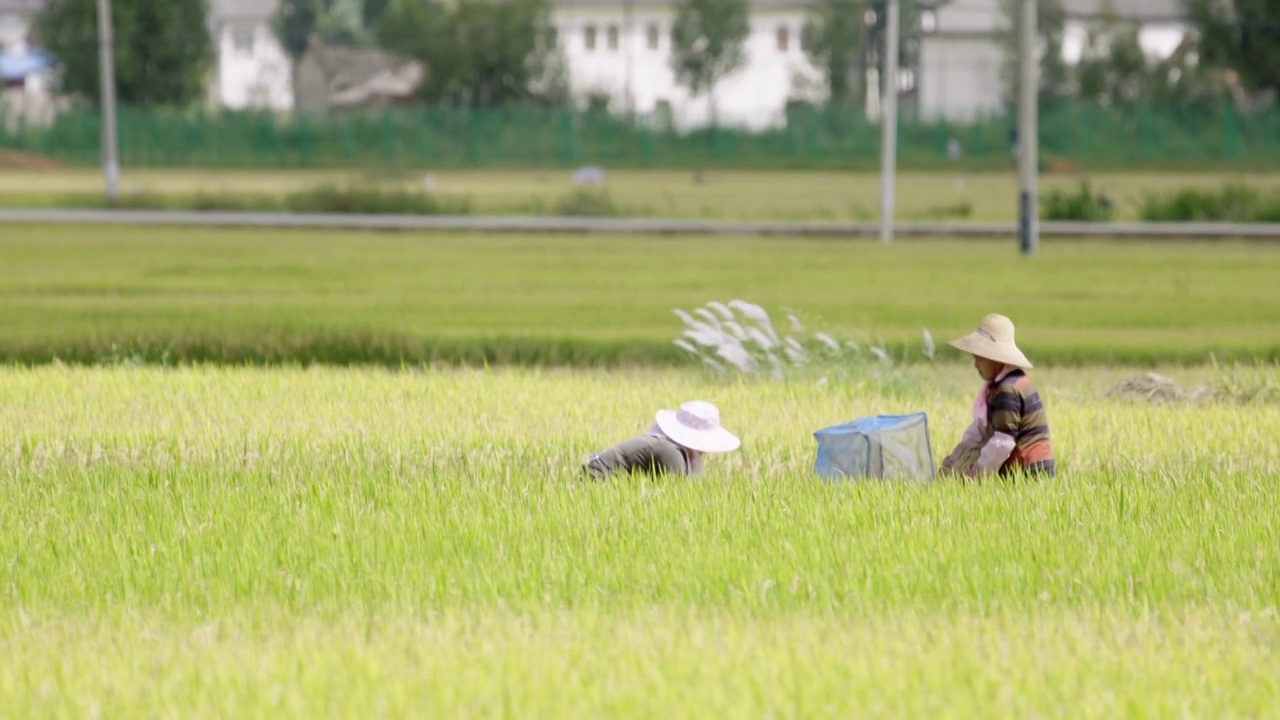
[982,369,1055,477]
[943,368,1055,479]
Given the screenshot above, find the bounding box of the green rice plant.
[0,364,1277,716]
[1207,356,1280,404]
[2,227,1280,368]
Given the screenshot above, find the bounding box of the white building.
[554,0,822,130]
[208,0,292,111]
[0,0,40,51]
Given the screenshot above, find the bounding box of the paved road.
[3,208,1280,240]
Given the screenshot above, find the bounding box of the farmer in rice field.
[582,400,741,479]
[939,313,1056,480]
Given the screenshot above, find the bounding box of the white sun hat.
[655,400,741,453]
[948,313,1034,369]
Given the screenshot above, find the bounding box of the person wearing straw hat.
[582,400,741,479]
[939,313,1056,480]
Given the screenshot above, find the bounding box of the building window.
[921,10,937,33]
[584,25,597,50]
[231,26,254,54]
[776,25,789,52]
[646,23,660,50]
[607,24,619,51]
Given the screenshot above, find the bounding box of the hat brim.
[655,410,741,453]
[948,333,1034,369]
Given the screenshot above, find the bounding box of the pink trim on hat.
[675,408,715,431]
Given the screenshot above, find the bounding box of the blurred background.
[1,0,1277,225]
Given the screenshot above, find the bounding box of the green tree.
[376,0,564,108]
[1185,0,1280,96]
[274,0,321,61]
[1074,3,1230,107]
[274,0,380,63]
[998,0,1071,107]
[37,0,213,106]
[1146,35,1232,105]
[802,0,865,104]
[862,0,923,108]
[362,0,391,27]
[1074,8,1148,106]
[670,0,750,111]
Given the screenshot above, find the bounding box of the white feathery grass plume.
[746,327,776,350]
[682,327,722,348]
[757,315,779,344]
[707,301,735,321]
[787,314,805,333]
[728,300,770,325]
[922,328,936,360]
[870,345,891,363]
[715,344,756,373]
[721,321,748,341]
[814,332,841,354]
[730,299,779,343]
[693,308,723,329]
[673,339,700,356]
[770,356,785,380]
[784,337,807,365]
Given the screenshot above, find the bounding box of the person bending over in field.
[939,313,1056,480]
[582,400,741,479]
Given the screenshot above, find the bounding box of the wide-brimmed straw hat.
[655,400,741,453]
[948,313,1034,369]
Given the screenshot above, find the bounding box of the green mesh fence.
[2,101,1275,170]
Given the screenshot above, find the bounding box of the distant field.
[2,168,1279,221]
[1,224,1279,367]
[1,364,1277,716]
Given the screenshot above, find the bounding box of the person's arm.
[583,437,645,479]
[965,385,1021,478]
[650,439,691,475]
[940,419,984,472]
[585,437,687,479]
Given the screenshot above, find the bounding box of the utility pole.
[623,0,635,115]
[878,0,899,244]
[1017,0,1039,255]
[96,0,120,202]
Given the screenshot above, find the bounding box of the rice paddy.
[3,167,1280,221]
[1,225,1278,367]
[1,219,1278,716]
[1,363,1277,716]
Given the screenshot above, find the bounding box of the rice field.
[2,363,1278,716]
[3,167,1280,221]
[2,217,1279,716]
[2,225,1279,367]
